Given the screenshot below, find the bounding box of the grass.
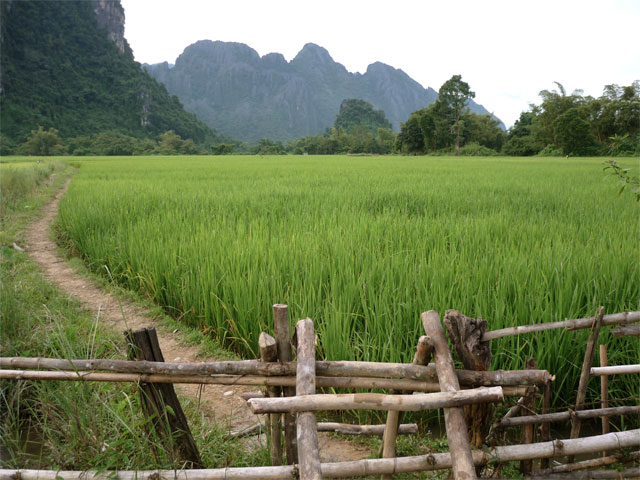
[0,160,268,470]
[49,154,639,412]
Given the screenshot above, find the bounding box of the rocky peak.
[292,43,334,66]
[261,52,287,69]
[178,40,260,68]
[92,0,125,53]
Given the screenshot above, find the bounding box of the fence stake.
[124,327,202,468]
[599,343,610,458]
[273,304,297,464]
[568,306,604,462]
[539,378,553,469]
[444,310,492,449]
[381,336,433,479]
[519,359,537,475]
[296,318,322,480]
[259,332,283,466]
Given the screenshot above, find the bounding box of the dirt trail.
[25,178,371,463]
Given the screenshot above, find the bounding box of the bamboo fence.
[1,307,638,479]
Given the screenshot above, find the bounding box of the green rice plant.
[55,155,639,408]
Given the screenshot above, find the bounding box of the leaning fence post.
[124,327,202,468]
[422,310,478,480]
[568,306,604,463]
[259,332,283,466]
[273,304,297,464]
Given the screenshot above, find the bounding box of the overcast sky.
[121,0,640,128]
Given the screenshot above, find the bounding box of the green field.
[55,155,639,404]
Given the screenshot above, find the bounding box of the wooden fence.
[1,306,639,479]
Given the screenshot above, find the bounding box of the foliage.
[396,75,505,156]
[211,144,236,155]
[56,155,639,409]
[334,99,392,135]
[438,75,475,155]
[21,126,65,156]
[253,138,286,155]
[505,81,640,156]
[287,126,396,155]
[0,0,222,146]
[603,158,640,201]
[458,142,500,156]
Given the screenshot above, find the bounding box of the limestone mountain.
[0,0,220,145]
[145,41,502,142]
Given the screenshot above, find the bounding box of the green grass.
[0,161,268,469]
[52,155,639,409]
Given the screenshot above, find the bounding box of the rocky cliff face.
[144,41,501,142]
[92,0,126,53]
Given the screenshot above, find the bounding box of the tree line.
[4,78,637,158]
[396,77,639,157]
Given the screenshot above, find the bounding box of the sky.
[121,0,640,128]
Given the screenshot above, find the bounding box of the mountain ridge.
[144,40,503,142]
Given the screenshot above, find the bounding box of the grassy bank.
[52,155,639,409]
[0,160,267,469]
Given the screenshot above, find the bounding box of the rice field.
[56,155,639,405]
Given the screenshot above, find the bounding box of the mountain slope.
[0,0,218,144]
[144,41,502,142]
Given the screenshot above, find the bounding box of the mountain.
[144,41,503,142]
[0,0,220,145]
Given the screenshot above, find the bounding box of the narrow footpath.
[25,178,370,463]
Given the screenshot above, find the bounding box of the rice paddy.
[56,155,639,405]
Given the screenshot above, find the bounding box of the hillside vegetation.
[0,1,221,149]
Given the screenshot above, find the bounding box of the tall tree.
[438,75,475,156]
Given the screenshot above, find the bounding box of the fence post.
[125,327,202,468]
[259,332,283,466]
[381,336,433,480]
[273,304,298,464]
[568,306,604,462]
[599,343,610,457]
[422,310,478,480]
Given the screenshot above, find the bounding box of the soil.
[25,178,372,463]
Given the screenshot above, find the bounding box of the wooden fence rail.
[2,429,638,480]
[0,357,552,386]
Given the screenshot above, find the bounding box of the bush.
[502,136,542,156]
[608,134,640,157]
[536,145,564,157]
[458,142,500,156]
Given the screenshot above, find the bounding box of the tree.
[22,126,63,155]
[157,130,185,154]
[552,108,595,155]
[395,112,425,153]
[334,99,392,135]
[438,75,475,156]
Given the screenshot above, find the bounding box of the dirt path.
[25,178,371,463]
